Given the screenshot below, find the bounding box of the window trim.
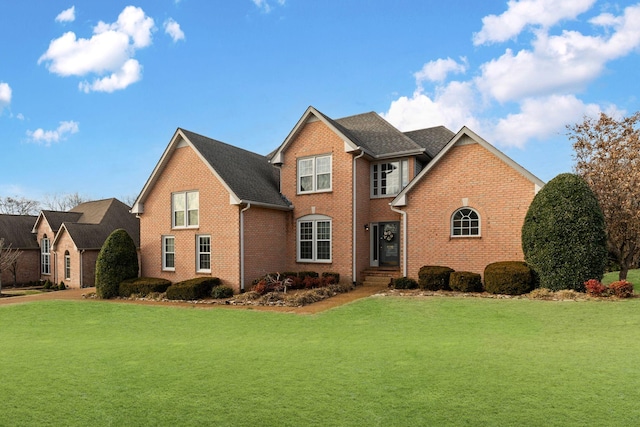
[451,207,481,237]
[172,190,199,229]
[196,234,212,273]
[41,235,50,275]
[162,235,175,271]
[64,251,71,281]
[296,215,332,263]
[371,159,409,198]
[297,154,332,194]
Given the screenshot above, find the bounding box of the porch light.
[364,224,369,231]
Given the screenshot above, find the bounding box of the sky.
[2,0,640,203]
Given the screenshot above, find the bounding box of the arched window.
[451,208,480,237]
[297,214,332,262]
[64,251,71,281]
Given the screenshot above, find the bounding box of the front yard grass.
[603,268,640,285]
[2,297,640,426]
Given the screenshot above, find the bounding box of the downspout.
[389,205,408,277]
[240,203,251,292]
[352,150,365,285]
[80,249,85,288]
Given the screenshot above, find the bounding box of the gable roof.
[132,128,291,214]
[270,106,454,163]
[0,215,39,249]
[32,211,82,234]
[391,126,545,207]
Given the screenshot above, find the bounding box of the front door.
[378,221,400,267]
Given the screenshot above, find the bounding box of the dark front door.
[379,221,400,267]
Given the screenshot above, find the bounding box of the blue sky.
[2,0,640,203]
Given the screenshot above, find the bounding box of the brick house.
[132,106,543,293]
[0,214,40,286]
[31,198,140,288]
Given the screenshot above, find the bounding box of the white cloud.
[252,0,285,13]
[473,0,596,45]
[164,18,185,42]
[26,121,79,146]
[38,6,155,93]
[55,6,76,23]
[382,1,640,149]
[414,57,467,84]
[0,82,11,110]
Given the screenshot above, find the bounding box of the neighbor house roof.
[132,128,292,214]
[32,211,82,234]
[51,198,140,250]
[0,215,39,249]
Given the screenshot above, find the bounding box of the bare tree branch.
[41,192,90,211]
[0,196,40,215]
[0,238,22,294]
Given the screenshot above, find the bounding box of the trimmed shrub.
[392,277,418,289]
[322,272,340,284]
[484,261,535,295]
[609,280,634,298]
[119,277,171,298]
[522,173,607,291]
[95,229,139,299]
[43,280,52,290]
[449,271,483,293]
[584,279,607,296]
[418,266,454,291]
[166,277,221,300]
[298,271,319,279]
[211,285,234,299]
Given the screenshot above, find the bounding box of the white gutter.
[80,249,85,288]
[240,203,251,292]
[352,150,365,285]
[389,205,407,278]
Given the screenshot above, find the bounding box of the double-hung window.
[172,191,199,228]
[162,236,175,271]
[41,236,50,275]
[298,155,331,193]
[371,159,409,197]
[197,235,211,272]
[297,215,331,262]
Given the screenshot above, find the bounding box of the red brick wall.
[280,119,355,282]
[243,206,289,287]
[403,139,537,277]
[139,143,242,291]
[53,231,80,288]
[0,249,40,286]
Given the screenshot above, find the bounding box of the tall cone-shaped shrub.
[95,229,138,299]
[521,173,607,291]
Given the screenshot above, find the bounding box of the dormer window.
[298,155,332,194]
[371,159,409,197]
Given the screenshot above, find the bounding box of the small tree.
[0,238,22,294]
[570,111,640,280]
[95,229,138,299]
[522,173,607,291]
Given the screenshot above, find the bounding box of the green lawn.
[603,268,640,285]
[2,297,640,426]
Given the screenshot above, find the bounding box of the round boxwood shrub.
[484,261,535,295]
[119,277,171,298]
[95,229,139,299]
[166,277,221,300]
[211,285,234,299]
[449,271,483,293]
[418,266,454,290]
[522,173,607,291]
[392,276,419,289]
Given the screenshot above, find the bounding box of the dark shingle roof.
[61,198,140,249]
[0,215,39,249]
[404,126,455,158]
[334,112,425,157]
[181,129,291,209]
[40,211,82,232]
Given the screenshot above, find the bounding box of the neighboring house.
[132,106,544,293]
[31,198,140,288]
[0,214,40,286]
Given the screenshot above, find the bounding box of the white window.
[298,155,332,193]
[41,235,50,275]
[197,235,211,272]
[297,215,331,263]
[172,191,199,228]
[371,160,409,197]
[451,208,480,237]
[64,251,71,280]
[162,236,175,271]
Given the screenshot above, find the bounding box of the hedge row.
[166,277,222,300]
[393,262,536,295]
[119,277,171,297]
